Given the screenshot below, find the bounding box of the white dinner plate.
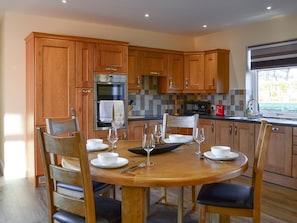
[90,157,129,168]
[203,151,239,161]
[86,143,109,152]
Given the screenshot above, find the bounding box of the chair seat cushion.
[57,181,111,193]
[197,182,254,209]
[53,196,121,223]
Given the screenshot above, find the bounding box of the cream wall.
[193,13,297,90]
[0,12,194,178]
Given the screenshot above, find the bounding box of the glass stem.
[147,151,150,166]
[196,143,201,155]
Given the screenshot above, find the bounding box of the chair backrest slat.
[252,121,272,211]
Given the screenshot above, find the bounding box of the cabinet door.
[158,54,184,93]
[94,43,128,74]
[233,122,255,167]
[258,125,292,176]
[128,49,142,91]
[35,38,76,125]
[128,120,148,140]
[199,119,216,145]
[204,52,217,91]
[76,88,94,139]
[143,51,168,76]
[76,41,94,87]
[215,120,233,147]
[204,50,229,93]
[183,53,204,93]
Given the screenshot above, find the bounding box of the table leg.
[122,186,146,223]
[177,187,184,223]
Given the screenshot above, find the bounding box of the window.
[248,39,297,119]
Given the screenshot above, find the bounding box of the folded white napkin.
[113,100,125,127]
[99,100,114,122]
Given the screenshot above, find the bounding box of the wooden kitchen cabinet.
[158,53,184,93]
[26,33,76,186]
[142,51,168,76]
[76,41,95,87]
[204,49,230,93]
[128,120,162,140]
[128,49,142,91]
[199,119,216,145]
[293,127,297,178]
[94,43,128,74]
[183,52,205,93]
[215,120,255,167]
[256,124,292,176]
[75,88,95,139]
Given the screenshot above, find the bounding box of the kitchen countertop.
[129,114,297,127]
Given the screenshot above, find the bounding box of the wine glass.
[193,127,205,155]
[142,133,155,166]
[154,124,163,144]
[107,127,119,153]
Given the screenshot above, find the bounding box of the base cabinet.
[256,124,292,176]
[128,120,161,140]
[199,119,216,145]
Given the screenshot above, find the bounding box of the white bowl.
[97,152,119,165]
[87,138,103,148]
[168,134,193,143]
[211,146,231,157]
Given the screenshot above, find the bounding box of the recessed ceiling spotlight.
[203,25,207,28]
[62,0,68,4]
[266,6,272,10]
[144,13,150,18]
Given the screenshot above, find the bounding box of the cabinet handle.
[272,127,279,131]
[105,67,117,71]
[211,122,214,132]
[185,78,188,88]
[234,126,237,135]
[229,125,232,135]
[80,89,92,93]
[169,76,173,88]
[137,76,140,87]
[150,71,160,75]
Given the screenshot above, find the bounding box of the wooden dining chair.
[158,113,199,222]
[197,120,272,223]
[45,108,115,199]
[36,127,121,223]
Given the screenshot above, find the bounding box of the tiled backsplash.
[128,76,246,117]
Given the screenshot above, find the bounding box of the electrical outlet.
[211,105,216,111]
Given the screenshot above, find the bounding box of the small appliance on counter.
[216,104,224,116]
[184,101,211,115]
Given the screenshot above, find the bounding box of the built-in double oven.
[94,74,127,130]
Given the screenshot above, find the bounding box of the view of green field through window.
[258,68,297,116]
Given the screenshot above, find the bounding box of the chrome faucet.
[246,99,261,118]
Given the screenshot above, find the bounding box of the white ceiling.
[1,0,297,36]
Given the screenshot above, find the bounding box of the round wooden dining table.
[63,140,248,223]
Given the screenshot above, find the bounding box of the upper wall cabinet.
[204,49,230,93]
[128,49,142,91]
[158,53,184,93]
[183,52,205,93]
[143,51,168,76]
[94,43,128,74]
